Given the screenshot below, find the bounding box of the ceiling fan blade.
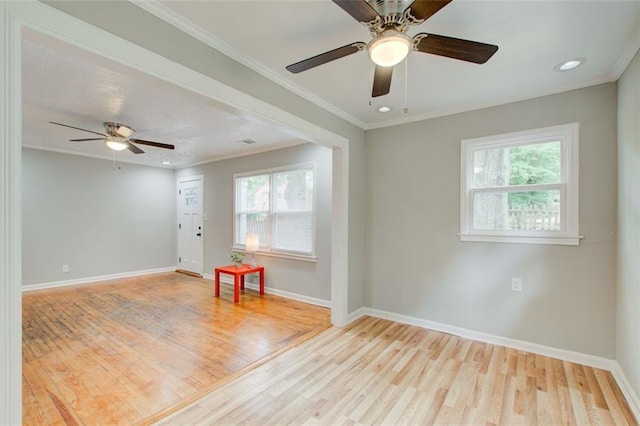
[49,121,106,137]
[69,138,105,142]
[130,139,175,150]
[332,0,380,24]
[372,65,393,98]
[404,0,453,23]
[127,143,144,154]
[413,33,498,64]
[286,42,366,74]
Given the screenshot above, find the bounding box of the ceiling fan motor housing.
[366,0,419,35]
[103,122,135,138]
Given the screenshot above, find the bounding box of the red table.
[214,264,265,303]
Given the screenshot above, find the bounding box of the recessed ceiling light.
[162,161,170,165]
[378,106,391,113]
[555,58,586,72]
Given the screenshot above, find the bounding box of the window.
[234,164,315,256]
[460,123,579,245]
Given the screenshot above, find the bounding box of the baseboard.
[22,267,176,292]
[354,307,615,371]
[203,273,331,308]
[347,307,367,324]
[611,361,640,422]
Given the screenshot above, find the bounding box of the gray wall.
[22,148,176,285]
[176,143,332,301]
[366,83,618,358]
[617,49,640,398]
[45,0,367,314]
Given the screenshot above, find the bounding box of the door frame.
[176,175,204,276]
[1,2,351,423]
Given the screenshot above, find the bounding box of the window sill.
[458,233,582,246]
[232,248,318,263]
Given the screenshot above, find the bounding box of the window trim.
[459,123,580,246]
[233,162,317,257]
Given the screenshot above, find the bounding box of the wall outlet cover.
[512,277,522,292]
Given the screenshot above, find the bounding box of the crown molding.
[613,18,640,78]
[130,0,368,131]
[367,76,618,130]
[22,144,176,169]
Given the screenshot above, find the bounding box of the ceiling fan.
[49,121,175,154]
[286,0,499,98]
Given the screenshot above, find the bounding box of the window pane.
[273,169,313,211]
[237,174,269,211]
[237,213,269,246]
[473,141,561,188]
[272,212,312,253]
[473,190,561,230]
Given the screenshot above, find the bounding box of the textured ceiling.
[145,0,640,128]
[22,29,308,168]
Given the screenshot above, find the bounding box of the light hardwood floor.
[160,316,638,425]
[22,272,331,425]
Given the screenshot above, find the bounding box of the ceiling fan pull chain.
[403,55,409,114]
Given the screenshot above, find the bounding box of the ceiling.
[143,0,640,128]
[22,29,310,168]
[22,1,640,168]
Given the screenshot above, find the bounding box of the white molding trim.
[611,362,640,423]
[22,144,174,169]
[0,1,23,423]
[458,234,581,246]
[21,267,176,292]
[232,249,318,263]
[352,307,615,371]
[130,0,367,131]
[203,273,331,308]
[347,307,367,324]
[368,78,617,130]
[613,20,640,79]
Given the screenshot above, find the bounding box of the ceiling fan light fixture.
[105,136,128,151]
[368,31,411,67]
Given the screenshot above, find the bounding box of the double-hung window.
[234,164,315,256]
[460,123,579,245]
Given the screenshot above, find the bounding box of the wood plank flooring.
[22,272,331,425]
[160,316,638,425]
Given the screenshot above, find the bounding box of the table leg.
[234,274,240,303]
[240,275,245,291]
[259,268,264,295]
[214,270,220,297]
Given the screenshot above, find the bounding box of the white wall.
[617,49,640,400]
[22,148,176,285]
[176,143,332,301]
[366,83,618,358]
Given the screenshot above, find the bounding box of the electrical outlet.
[512,277,522,292]
[62,264,69,273]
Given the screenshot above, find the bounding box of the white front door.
[177,176,204,276]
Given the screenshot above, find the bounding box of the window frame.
[233,162,317,259]
[459,123,580,245]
